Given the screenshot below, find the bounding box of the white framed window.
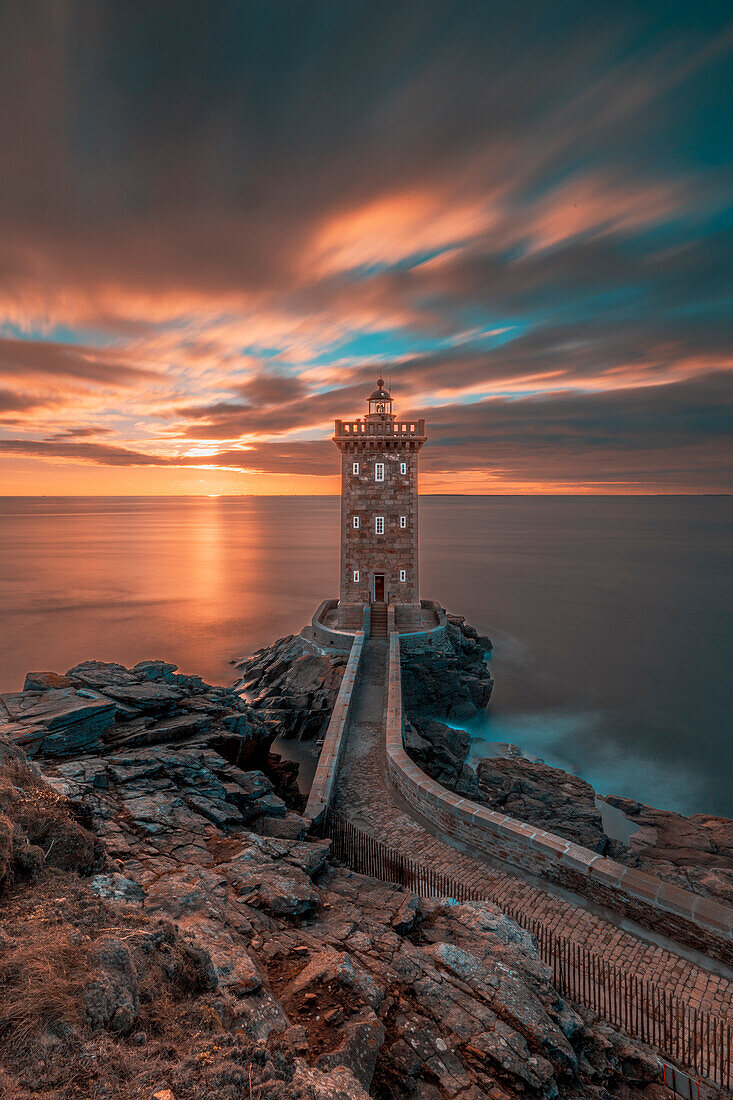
[352,462,359,475]
[400,461,407,475]
[352,516,360,529]
[399,515,407,528]
[399,569,407,582]
[375,516,384,535]
[375,462,384,482]
[353,570,359,583]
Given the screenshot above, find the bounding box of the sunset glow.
[0,3,730,495]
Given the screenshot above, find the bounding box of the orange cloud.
[307,189,494,274]
[525,174,689,252]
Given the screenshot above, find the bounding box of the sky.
[0,0,731,495]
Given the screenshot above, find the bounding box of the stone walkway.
[333,638,733,1020]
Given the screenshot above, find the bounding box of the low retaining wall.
[311,599,356,652]
[398,601,448,653]
[304,630,364,824]
[385,631,733,966]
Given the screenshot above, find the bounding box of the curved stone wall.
[310,599,356,652]
[397,601,448,653]
[385,632,733,966]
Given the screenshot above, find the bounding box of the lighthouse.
[333,379,427,631]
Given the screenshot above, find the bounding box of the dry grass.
[0,928,88,1049]
[0,758,103,877]
[0,759,304,1099]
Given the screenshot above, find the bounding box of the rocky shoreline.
[0,629,671,1099]
[406,728,733,908]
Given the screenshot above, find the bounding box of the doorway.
[373,574,385,602]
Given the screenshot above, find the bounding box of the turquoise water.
[0,495,730,817]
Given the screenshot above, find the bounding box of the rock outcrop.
[0,651,665,1099]
[470,748,733,905]
[476,752,615,855]
[404,717,479,797]
[604,795,733,905]
[401,615,494,724]
[233,634,348,741]
[1,658,270,768]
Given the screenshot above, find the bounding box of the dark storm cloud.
[0,439,172,467]
[171,318,732,443]
[420,372,733,488]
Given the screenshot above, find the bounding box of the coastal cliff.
[0,650,667,1100]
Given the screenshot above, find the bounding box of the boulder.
[316,1009,386,1089]
[291,1063,372,1100]
[22,672,73,692]
[475,755,609,854]
[0,688,116,757]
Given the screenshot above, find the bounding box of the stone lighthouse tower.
[333,379,427,630]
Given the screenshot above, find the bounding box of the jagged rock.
[256,792,287,817]
[401,617,493,723]
[22,671,73,692]
[475,755,609,853]
[90,872,146,902]
[291,1062,372,1099]
[316,1009,386,1088]
[99,682,184,712]
[259,811,309,840]
[284,949,385,1010]
[391,892,420,935]
[234,633,347,741]
[132,660,179,681]
[229,862,320,919]
[404,717,478,790]
[0,645,687,1100]
[0,688,117,756]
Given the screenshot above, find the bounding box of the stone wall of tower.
[338,439,421,607]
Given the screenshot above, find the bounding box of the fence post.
[319,807,728,1089]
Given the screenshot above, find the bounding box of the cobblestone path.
[333,638,733,1019]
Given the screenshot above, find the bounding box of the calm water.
[0,496,730,817]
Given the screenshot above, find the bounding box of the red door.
[374,574,385,602]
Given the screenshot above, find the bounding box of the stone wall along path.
[332,636,733,1021]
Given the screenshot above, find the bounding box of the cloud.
[0,336,157,385]
[0,1,730,492]
[0,389,53,415]
[46,425,114,440]
[2,372,729,491]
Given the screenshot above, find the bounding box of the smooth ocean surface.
[0,495,730,817]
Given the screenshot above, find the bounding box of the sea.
[0,495,730,818]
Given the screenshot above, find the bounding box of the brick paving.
[333,637,733,1020]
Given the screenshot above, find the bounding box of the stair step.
[369,603,388,637]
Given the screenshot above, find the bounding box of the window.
[353,516,360,529]
[375,462,384,481]
[353,570,359,583]
[352,462,359,475]
[375,516,384,535]
[400,462,407,475]
[399,569,407,582]
[399,516,407,529]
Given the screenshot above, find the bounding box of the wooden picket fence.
[321,808,732,1093]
